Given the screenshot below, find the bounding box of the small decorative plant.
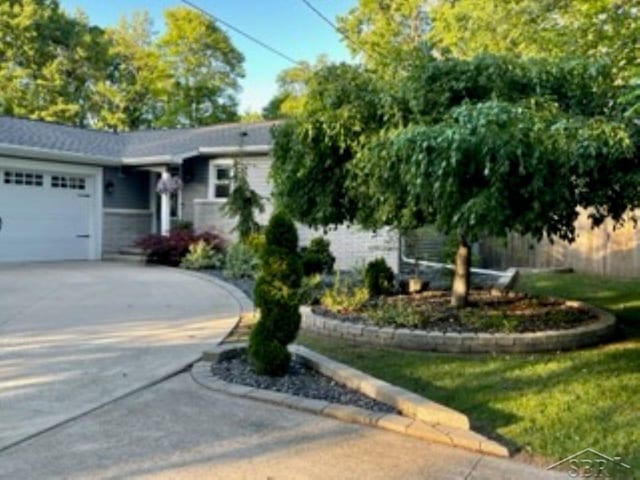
[301,236,335,276]
[408,256,424,294]
[249,211,302,376]
[364,257,395,296]
[180,240,223,270]
[320,271,369,313]
[156,175,183,195]
[136,229,225,266]
[221,163,265,241]
[223,242,259,279]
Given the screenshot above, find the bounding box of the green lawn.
[298,272,640,477]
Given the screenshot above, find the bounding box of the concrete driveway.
[0,373,564,480]
[0,261,245,451]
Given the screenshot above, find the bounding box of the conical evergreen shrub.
[248,211,302,376]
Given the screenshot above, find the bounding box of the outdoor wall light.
[104,180,115,196]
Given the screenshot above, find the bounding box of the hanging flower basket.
[156,176,183,195]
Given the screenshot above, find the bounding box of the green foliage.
[271,63,387,227]
[364,258,395,296]
[271,52,638,307]
[223,242,259,279]
[180,239,223,270]
[301,237,335,276]
[337,0,432,79]
[0,3,244,129]
[299,274,324,305]
[156,6,244,127]
[365,300,425,329]
[0,0,111,126]
[244,232,265,257]
[249,212,302,376]
[262,56,328,119]
[320,273,370,313]
[248,321,291,376]
[429,0,640,82]
[264,211,299,252]
[222,163,265,241]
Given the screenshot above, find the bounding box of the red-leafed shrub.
[136,229,226,266]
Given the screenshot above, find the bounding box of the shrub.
[223,242,259,279]
[364,258,395,296]
[301,237,335,276]
[221,163,265,241]
[180,240,223,270]
[171,220,193,232]
[249,211,302,376]
[320,272,369,312]
[299,274,325,305]
[136,229,225,266]
[244,232,266,257]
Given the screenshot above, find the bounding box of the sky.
[59,0,356,113]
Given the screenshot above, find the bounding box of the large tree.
[156,6,245,127]
[272,55,639,306]
[0,0,111,126]
[429,0,640,82]
[262,56,328,120]
[0,2,245,130]
[337,0,432,78]
[96,11,171,131]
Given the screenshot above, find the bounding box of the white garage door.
[0,168,95,262]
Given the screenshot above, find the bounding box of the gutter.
[121,155,181,167]
[0,143,121,167]
[198,145,271,156]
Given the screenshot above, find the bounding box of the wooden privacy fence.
[479,209,640,277]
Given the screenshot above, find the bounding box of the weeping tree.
[272,55,640,307]
[222,162,265,241]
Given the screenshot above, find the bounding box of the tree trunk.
[451,236,470,308]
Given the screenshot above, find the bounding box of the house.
[0,116,399,269]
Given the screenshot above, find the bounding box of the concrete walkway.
[0,262,243,450]
[0,372,565,479]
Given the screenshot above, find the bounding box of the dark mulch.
[211,354,396,414]
[314,290,598,334]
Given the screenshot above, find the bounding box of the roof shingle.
[0,116,277,160]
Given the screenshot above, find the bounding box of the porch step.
[103,252,146,264]
[119,247,145,256]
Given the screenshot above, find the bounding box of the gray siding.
[181,157,209,223]
[103,211,152,252]
[103,167,150,210]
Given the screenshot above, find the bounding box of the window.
[209,160,234,200]
[3,171,44,187]
[51,175,86,190]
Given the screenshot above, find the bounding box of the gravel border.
[211,354,395,413]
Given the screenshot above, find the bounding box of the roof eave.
[121,155,182,167]
[0,143,121,167]
[197,145,272,157]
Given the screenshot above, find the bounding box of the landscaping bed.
[315,290,598,334]
[211,352,394,413]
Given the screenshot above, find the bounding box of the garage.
[0,161,101,262]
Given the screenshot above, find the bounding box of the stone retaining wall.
[300,302,616,353]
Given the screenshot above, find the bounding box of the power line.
[180,0,300,65]
[298,0,381,61]
[300,0,339,31]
